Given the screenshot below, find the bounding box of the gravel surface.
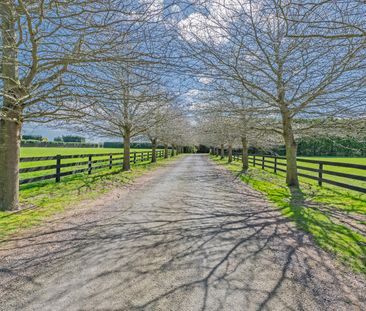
[0,154,365,311]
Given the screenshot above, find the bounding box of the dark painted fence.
[20,150,165,185]
[230,153,366,194]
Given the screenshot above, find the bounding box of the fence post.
[109,154,113,169]
[56,155,61,183]
[133,152,137,164]
[262,156,265,170]
[318,163,323,186]
[274,156,277,174]
[88,155,92,174]
[253,155,256,167]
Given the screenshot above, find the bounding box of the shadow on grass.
[271,186,366,274]
[211,156,366,274]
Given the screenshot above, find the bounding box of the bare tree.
[73,61,173,171]
[0,0,173,210]
[0,1,124,210]
[143,105,178,163]
[283,0,366,40]
[177,0,366,187]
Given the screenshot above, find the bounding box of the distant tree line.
[22,135,43,141]
[20,136,171,149]
[21,135,95,147]
[54,136,86,143]
[271,137,366,157]
[103,142,165,149]
[21,141,99,148]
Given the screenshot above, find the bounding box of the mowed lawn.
[256,156,366,190]
[20,147,159,182]
[20,147,152,157]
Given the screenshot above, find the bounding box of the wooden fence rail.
[230,153,366,194]
[19,150,165,185]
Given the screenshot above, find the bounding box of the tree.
[74,62,172,171]
[167,110,194,156]
[144,105,176,163]
[198,81,273,170]
[177,0,366,187]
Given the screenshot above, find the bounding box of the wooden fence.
[20,150,165,185]
[230,153,366,194]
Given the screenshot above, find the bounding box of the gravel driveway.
[0,154,365,311]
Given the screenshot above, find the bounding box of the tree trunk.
[241,136,249,171]
[123,131,131,171]
[220,144,225,159]
[0,4,21,211]
[171,145,175,157]
[151,138,157,163]
[0,119,21,211]
[164,144,169,159]
[282,112,299,187]
[228,145,233,163]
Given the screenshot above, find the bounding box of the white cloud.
[178,0,260,44]
[198,77,213,84]
[170,4,181,14]
[141,0,163,12]
[139,0,164,21]
[179,11,231,43]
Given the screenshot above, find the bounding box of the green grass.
[253,156,366,214]
[212,156,366,274]
[20,147,129,157]
[20,147,160,180]
[267,156,366,190]
[20,147,151,157]
[0,154,178,241]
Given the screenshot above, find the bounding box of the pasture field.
[254,156,366,190]
[20,147,147,157]
[20,147,161,181]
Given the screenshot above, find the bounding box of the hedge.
[21,141,99,148]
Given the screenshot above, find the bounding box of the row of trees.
[0,1,194,210]
[179,0,365,186]
[2,0,365,210]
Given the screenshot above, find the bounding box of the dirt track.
[0,154,365,310]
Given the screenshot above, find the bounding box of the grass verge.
[0,155,181,241]
[211,156,366,274]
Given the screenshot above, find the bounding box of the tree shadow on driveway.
[0,156,365,311]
